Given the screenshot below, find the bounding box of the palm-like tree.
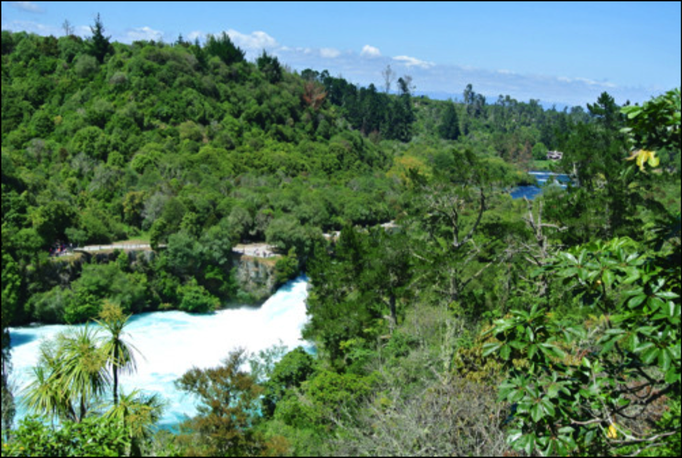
[95,301,139,406]
[104,389,164,456]
[24,325,109,423]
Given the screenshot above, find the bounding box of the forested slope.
[1,22,680,457]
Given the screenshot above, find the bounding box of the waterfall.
[8,275,310,429]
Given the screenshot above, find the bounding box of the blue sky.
[2,1,680,107]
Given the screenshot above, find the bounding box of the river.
[8,275,310,429]
[511,171,570,199]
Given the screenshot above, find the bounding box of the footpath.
[55,242,277,259]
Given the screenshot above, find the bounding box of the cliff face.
[231,253,279,303]
[44,249,279,304]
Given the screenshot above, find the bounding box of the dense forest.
[1,18,680,457]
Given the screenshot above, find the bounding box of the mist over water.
[9,275,310,428]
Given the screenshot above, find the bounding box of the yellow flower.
[607,423,618,439]
[626,149,659,172]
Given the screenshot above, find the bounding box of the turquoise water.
[511,171,570,200]
[8,276,310,429]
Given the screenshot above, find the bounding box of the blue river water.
[8,275,310,429]
[511,171,570,200]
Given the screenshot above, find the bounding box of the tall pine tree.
[88,13,112,64]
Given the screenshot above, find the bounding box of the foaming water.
[9,275,310,428]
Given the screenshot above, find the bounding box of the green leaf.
[524,433,536,456]
[628,294,647,309]
[507,429,523,445]
[585,428,596,446]
[531,403,544,422]
[547,383,560,399]
[665,366,680,384]
[641,346,659,365]
[634,342,655,354]
[658,348,672,372]
[541,398,556,417]
[622,267,641,284]
[528,344,538,360]
[558,426,575,435]
[540,343,566,359]
[500,344,511,361]
[562,252,578,265]
[509,388,526,404]
[656,291,680,300]
[482,342,501,358]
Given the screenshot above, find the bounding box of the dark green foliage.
[177,279,218,314]
[274,369,379,429]
[175,349,276,456]
[87,14,112,64]
[256,50,282,84]
[3,416,130,457]
[438,101,461,140]
[486,237,681,456]
[622,88,681,163]
[3,23,680,457]
[262,347,315,417]
[304,226,413,369]
[204,32,244,66]
[274,247,300,286]
[483,92,681,456]
[60,262,147,323]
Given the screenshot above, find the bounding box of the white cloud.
[75,25,91,37]
[125,26,164,43]
[187,30,205,42]
[226,29,278,51]
[10,2,43,13]
[360,45,381,58]
[557,75,616,89]
[320,47,341,59]
[2,19,58,35]
[393,55,435,69]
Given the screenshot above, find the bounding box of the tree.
[1,253,16,437]
[304,228,382,368]
[95,301,139,406]
[484,237,680,456]
[549,92,644,243]
[362,229,413,333]
[149,217,168,251]
[621,88,681,168]
[204,32,245,66]
[256,50,282,84]
[588,91,622,131]
[4,416,129,457]
[24,326,109,423]
[484,91,681,456]
[177,278,219,313]
[175,349,272,456]
[87,13,112,63]
[261,347,315,417]
[103,389,164,456]
[408,150,507,310]
[381,64,396,94]
[438,102,461,141]
[62,19,74,37]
